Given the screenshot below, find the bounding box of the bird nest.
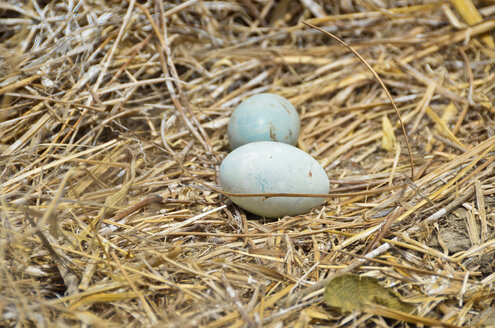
[1,0,495,327]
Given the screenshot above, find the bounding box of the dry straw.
[1,0,495,327]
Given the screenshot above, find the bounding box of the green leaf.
[324,274,414,313]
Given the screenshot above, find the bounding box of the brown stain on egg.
[280,99,293,114]
[269,123,277,140]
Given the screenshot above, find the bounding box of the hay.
[1,0,495,326]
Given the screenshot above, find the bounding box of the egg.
[227,93,300,149]
[219,141,329,218]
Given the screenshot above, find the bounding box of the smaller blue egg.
[227,93,300,149]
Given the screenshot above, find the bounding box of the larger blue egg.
[219,141,329,218]
[227,93,300,149]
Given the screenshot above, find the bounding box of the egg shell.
[227,93,300,149]
[219,141,329,218]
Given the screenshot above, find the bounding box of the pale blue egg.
[227,93,300,149]
[219,141,329,218]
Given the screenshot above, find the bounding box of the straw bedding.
[1,0,495,327]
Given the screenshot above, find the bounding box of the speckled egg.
[219,141,329,218]
[227,93,300,149]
